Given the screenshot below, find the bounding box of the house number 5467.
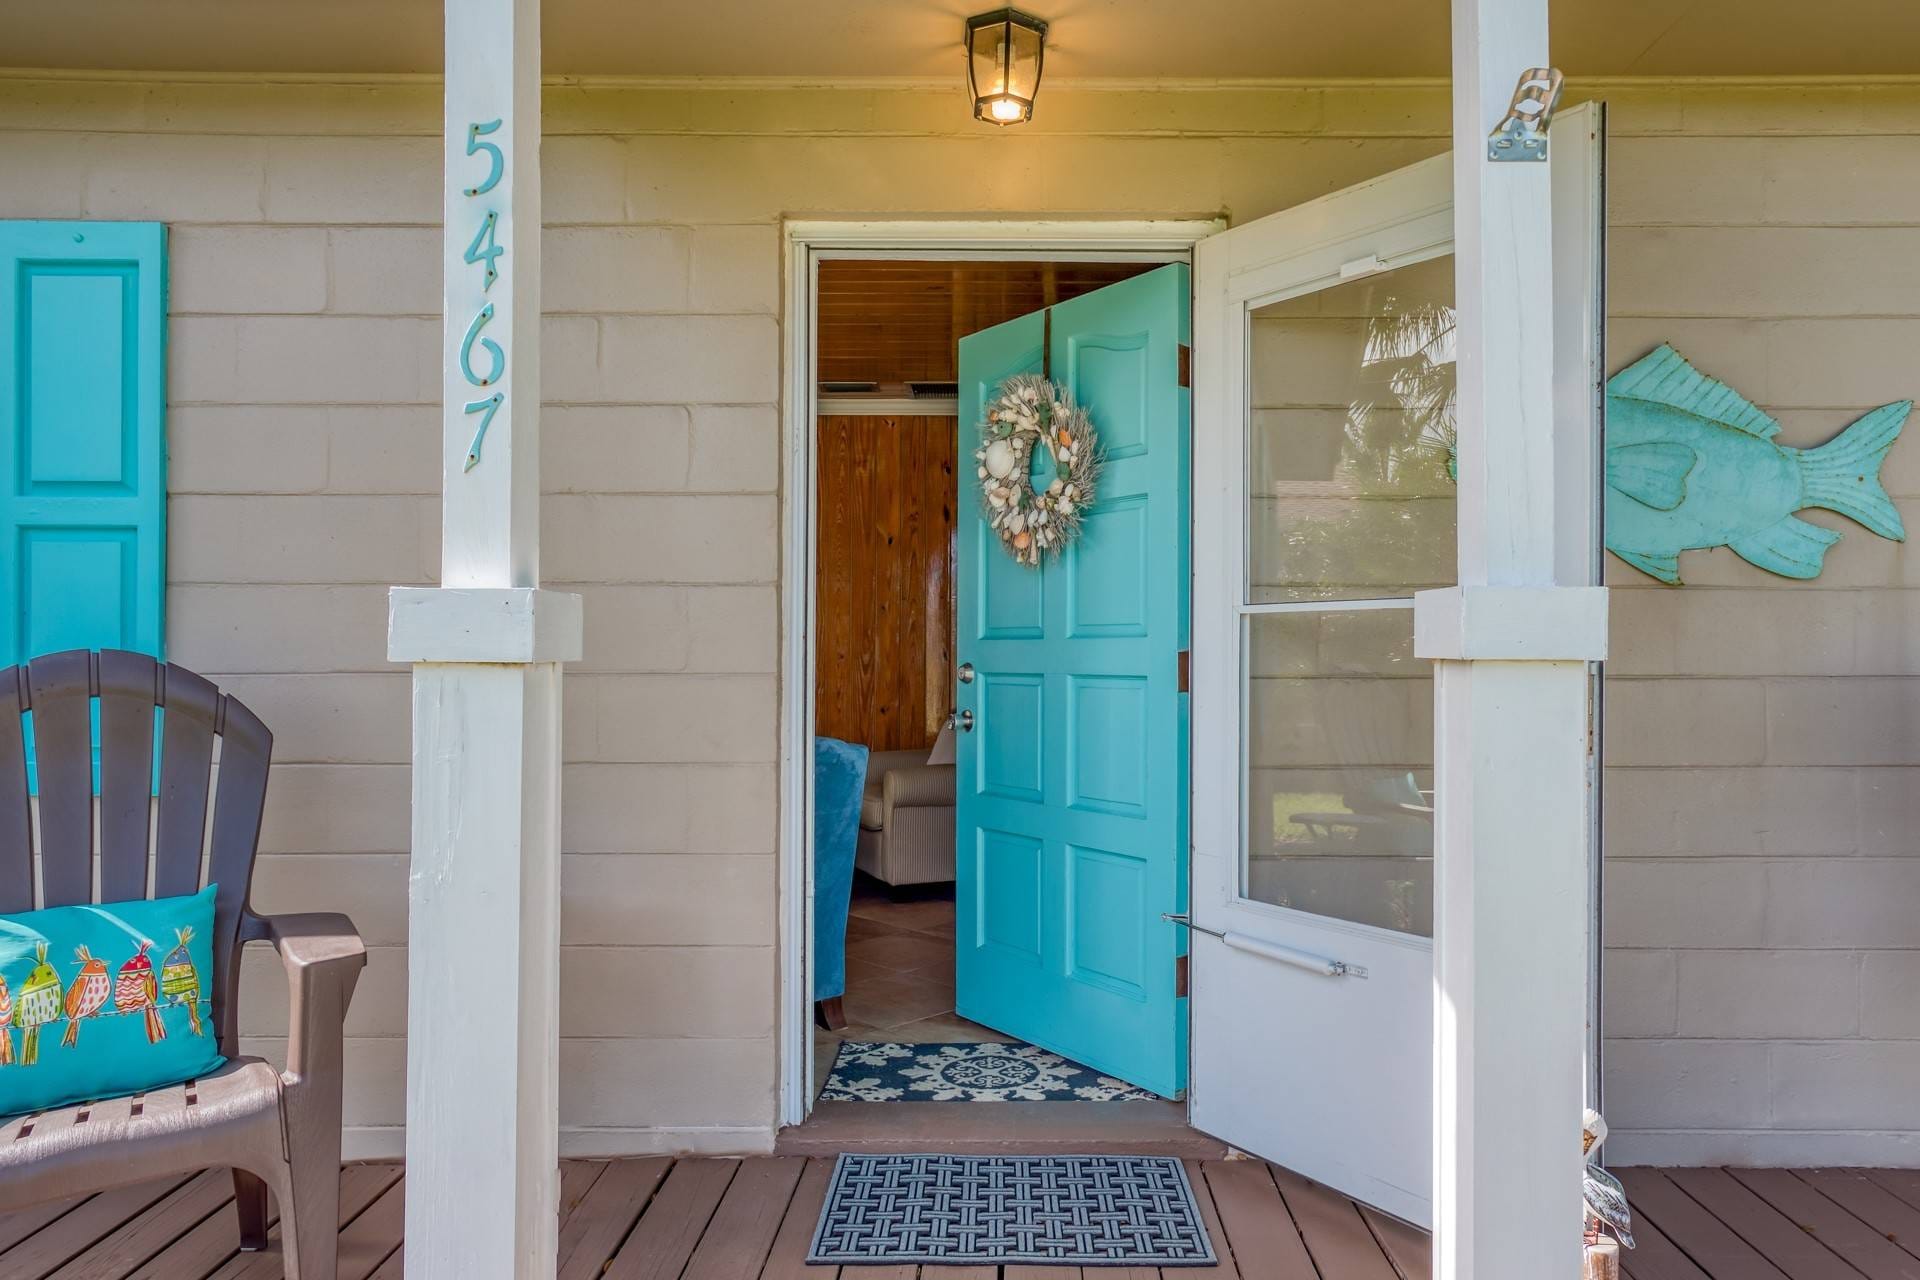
[461,119,505,472]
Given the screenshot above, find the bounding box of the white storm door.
[1190,107,1604,1231]
[1191,152,1452,1229]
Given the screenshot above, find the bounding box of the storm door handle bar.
[1162,913,1367,979]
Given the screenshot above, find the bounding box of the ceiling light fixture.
[965,8,1048,126]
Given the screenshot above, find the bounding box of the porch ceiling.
[6,0,1920,79]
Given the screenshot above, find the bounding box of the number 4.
[465,210,503,290]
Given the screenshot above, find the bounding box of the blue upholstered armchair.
[812,736,869,1029]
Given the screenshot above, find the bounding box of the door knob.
[955,709,975,732]
[957,663,975,684]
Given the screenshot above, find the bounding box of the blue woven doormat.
[808,1153,1217,1266]
[822,1040,1160,1103]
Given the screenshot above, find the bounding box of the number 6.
[464,119,504,197]
[461,303,505,387]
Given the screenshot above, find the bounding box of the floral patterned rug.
[820,1040,1160,1103]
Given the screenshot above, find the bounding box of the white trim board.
[817,396,957,417]
[777,219,1212,1130]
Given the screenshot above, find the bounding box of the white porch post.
[1417,1,1607,1277]
[388,1,577,1277]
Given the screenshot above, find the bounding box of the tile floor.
[815,875,1009,1095]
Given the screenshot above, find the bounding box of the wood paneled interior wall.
[817,259,1153,385]
[815,414,957,752]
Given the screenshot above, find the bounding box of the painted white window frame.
[778,219,1220,1126]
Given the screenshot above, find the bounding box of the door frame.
[778,219,1220,1127]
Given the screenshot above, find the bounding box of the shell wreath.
[975,373,1101,567]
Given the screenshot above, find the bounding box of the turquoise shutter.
[0,222,167,666]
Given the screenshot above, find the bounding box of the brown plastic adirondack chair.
[0,649,365,1279]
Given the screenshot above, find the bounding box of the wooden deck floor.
[5,1159,1920,1278]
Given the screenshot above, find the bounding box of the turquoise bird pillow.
[0,885,224,1117]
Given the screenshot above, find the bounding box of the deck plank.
[1728,1168,1920,1280]
[49,1170,231,1280]
[557,1160,610,1228]
[1801,1170,1920,1261]
[1867,1170,1920,1216]
[49,1155,1920,1280]
[1271,1165,1399,1280]
[127,1168,397,1280]
[1,1177,191,1280]
[333,1174,406,1280]
[558,1156,672,1280]
[0,1196,90,1256]
[1179,1158,1240,1280]
[1359,1207,1430,1280]
[1199,1161,1317,1280]
[759,1156,838,1280]
[366,1238,403,1280]
[604,1158,739,1280]
[192,1163,402,1280]
[1619,1169,1794,1280]
[1617,1212,1713,1280]
[1661,1168,1857,1280]
[122,1174,285,1280]
[683,1156,807,1280]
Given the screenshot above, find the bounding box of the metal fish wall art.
[1604,344,1910,585]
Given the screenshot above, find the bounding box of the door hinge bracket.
[1177,343,1191,388]
[1177,649,1190,693]
[1174,953,1189,998]
[1487,67,1565,162]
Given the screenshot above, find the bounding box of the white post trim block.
[1419,1,1603,1277]
[394,1,577,1276]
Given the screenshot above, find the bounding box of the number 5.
[464,119,503,196]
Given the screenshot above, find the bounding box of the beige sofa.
[856,735,957,886]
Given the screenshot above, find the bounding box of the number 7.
[464,119,504,197]
[464,393,504,472]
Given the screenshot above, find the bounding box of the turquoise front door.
[954,264,1191,1098]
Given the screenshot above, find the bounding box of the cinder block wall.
[1601,103,1920,1165]
[2,73,1916,1164]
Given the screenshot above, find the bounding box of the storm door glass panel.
[1239,253,1452,937]
[1247,255,1456,602]
[1244,609,1432,936]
